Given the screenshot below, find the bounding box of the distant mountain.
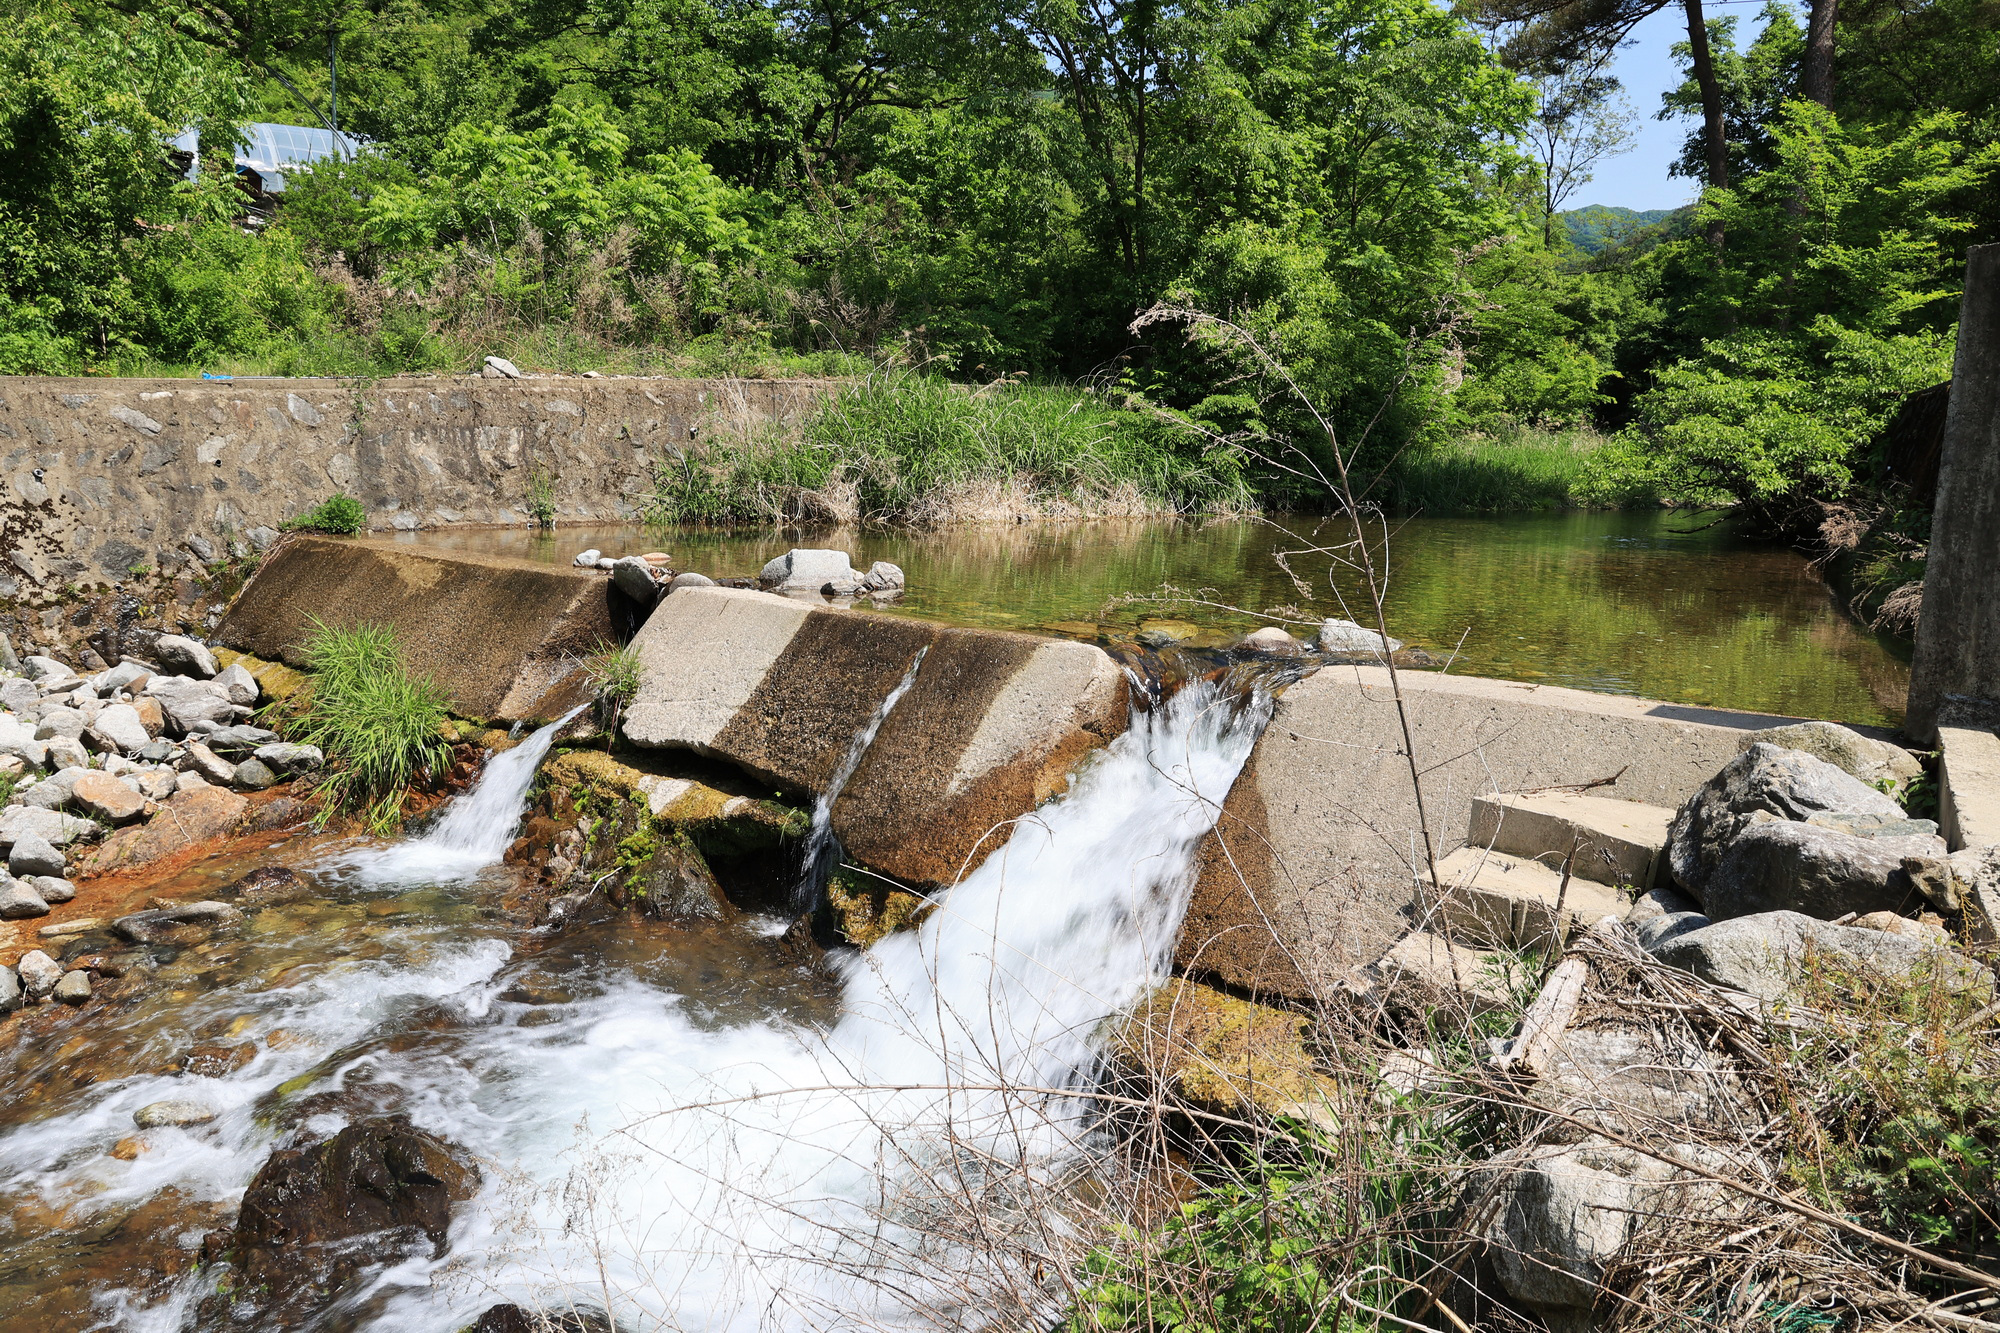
[1558,205,1677,255]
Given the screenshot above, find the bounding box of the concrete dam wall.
[0,374,838,595]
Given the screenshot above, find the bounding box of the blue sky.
[1574,0,1779,212]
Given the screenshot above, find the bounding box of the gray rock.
[0,805,94,847]
[214,662,259,706]
[33,708,87,742]
[146,675,234,732]
[1316,618,1403,655]
[667,571,715,591]
[821,577,864,597]
[52,970,91,1004]
[1625,885,1701,926]
[1635,911,1711,953]
[1667,743,1904,898]
[1703,819,1944,922]
[0,964,19,1014]
[43,736,87,772]
[0,880,50,918]
[594,557,616,570]
[0,633,15,674]
[181,741,236,785]
[2,678,38,712]
[610,556,660,607]
[9,834,65,879]
[1805,810,1940,840]
[93,660,153,694]
[1240,626,1304,655]
[23,656,79,689]
[0,717,47,770]
[88,702,151,755]
[1135,627,1192,649]
[1655,910,1988,1003]
[252,743,322,776]
[205,723,280,756]
[138,739,178,763]
[113,900,245,944]
[20,767,83,810]
[153,635,219,678]
[759,548,859,592]
[861,560,906,592]
[1479,1138,1734,1314]
[16,949,61,999]
[573,548,602,567]
[482,354,523,379]
[1738,721,1923,793]
[231,757,278,791]
[28,875,75,904]
[133,1099,218,1128]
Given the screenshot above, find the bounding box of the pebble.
[52,969,91,1004]
[573,549,602,566]
[109,1136,152,1160]
[0,881,51,919]
[133,1099,218,1129]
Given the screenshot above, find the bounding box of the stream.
[0,676,1267,1331]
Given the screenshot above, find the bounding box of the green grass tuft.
[283,619,454,833]
[1377,428,1632,513]
[649,372,1254,525]
[282,493,368,535]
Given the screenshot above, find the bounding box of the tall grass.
[649,373,1255,526]
[283,619,454,833]
[1378,428,1622,513]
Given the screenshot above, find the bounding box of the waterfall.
[346,704,586,884]
[794,646,928,911]
[21,679,1269,1333]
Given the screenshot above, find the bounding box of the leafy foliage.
[282,493,368,534]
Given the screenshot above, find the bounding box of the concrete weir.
[623,586,1128,887]
[216,535,634,721]
[1180,667,1813,999]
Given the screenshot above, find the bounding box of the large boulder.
[1478,1138,1740,1317]
[1654,910,1988,1003]
[1667,743,1903,898]
[0,879,50,919]
[1701,819,1945,922]
[202,1117,479,1330]
[75,786,247,875]
[8,834,66,879]
[1738,720,1922,793]
[0,804,95,848]
[610,555,661,608]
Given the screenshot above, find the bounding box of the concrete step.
[1423,846,1627,950]
[1466,791,1676,889]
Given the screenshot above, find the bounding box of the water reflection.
[400,512,1910,726]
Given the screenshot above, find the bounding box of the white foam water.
[33,680,1264,1332]
[338,706,587,885]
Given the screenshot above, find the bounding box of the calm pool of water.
[395,512,1911,728]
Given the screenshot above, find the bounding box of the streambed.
[405,511,1910,727]
[0,682,1264,1331]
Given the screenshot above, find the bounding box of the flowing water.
[0,679,1267,1331]
[795,647,927,912]
[404,511,1911,726]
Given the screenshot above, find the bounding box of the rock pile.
[1,641,314,1015]
[573,545,910,604]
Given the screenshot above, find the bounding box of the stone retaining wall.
[0,374,840,595]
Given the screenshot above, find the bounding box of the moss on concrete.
[213,648,310,708]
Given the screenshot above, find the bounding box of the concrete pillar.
[1907,243,2000,744]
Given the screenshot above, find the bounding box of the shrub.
[283,619,453,833]
[283,494,367,535]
